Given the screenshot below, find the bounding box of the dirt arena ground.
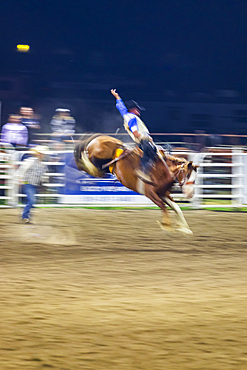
[0,208,247,370]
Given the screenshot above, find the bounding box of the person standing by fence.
[50,108,76,143]
[18,145,49,223]
[1,114,28,147]
[20,107,41,146]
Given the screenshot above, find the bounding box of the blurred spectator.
[1,114,28,147]
[195,130,206,152]
[209,134,222,147]
[20,107,41,146]
[50,108,76,142]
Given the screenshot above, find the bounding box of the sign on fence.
[60,154,152,206]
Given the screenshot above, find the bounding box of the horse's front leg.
[145,188,172,233]
[159,206,173,232]
[163,194,193,235]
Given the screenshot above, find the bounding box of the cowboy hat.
[55,108,70,113]
[30,145,49,155]
[125,100,145,111]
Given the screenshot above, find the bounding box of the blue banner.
[60,153,152,205]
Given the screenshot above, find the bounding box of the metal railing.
[0,143,246,208]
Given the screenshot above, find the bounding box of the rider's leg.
[136,137,157,182]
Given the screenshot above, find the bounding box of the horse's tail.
[80,150,103,177]
[74,133,104,177]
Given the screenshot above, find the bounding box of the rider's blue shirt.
[116,99,149,137]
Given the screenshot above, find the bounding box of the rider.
[111,89,157,182]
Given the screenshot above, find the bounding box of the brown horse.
[74,134,198,233]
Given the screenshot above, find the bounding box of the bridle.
[175,163,196,187]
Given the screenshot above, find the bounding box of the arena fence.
[0,142,247,209]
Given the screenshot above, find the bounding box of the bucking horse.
[74,134,198,234]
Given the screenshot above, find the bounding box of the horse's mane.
[164,153,187,165]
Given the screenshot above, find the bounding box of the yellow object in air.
[17,44,30,52]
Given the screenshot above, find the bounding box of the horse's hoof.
[156,221,173,233]
[176,227,193,235]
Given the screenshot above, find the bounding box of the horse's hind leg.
[164,196,193,235]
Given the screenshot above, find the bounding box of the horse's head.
[176,161,198,199]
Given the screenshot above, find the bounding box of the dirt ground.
[0,208,247,370]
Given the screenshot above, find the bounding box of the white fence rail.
[191,149,246,208]
[0,145,247,208]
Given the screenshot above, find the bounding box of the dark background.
[1,0,247,135]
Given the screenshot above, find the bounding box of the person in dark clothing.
[20,107,41,146]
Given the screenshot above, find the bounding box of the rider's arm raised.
[111,89,129,117]
[111,89,121,100]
